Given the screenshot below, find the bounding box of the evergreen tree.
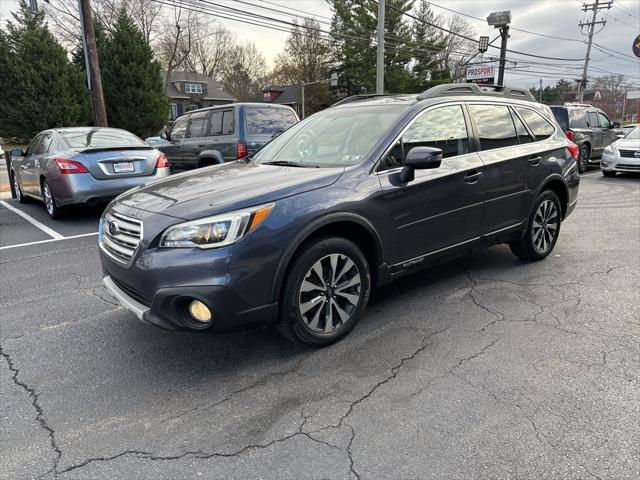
[411,0,450,91]
[0,0,89,140]
[329,0,414,94]
[100,11,168,137]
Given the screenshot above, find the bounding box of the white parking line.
[0,199,64,239]
[0,232,99,250]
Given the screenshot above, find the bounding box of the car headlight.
[159,203,274,249]
[603,145,618,156]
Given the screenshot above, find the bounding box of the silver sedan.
[9,127,170,218]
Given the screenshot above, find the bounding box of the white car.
[601,126,640,177]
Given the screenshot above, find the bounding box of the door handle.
[464,170,483,183]
[528,156,542,166]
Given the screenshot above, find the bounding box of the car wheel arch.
[198,150,224,167]
[538,175,569,219]
[270,213,385,303]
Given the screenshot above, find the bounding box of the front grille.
[111,277,150,307]
[618,149,640,158]
[616,163,640,171]
[101,210,143,263]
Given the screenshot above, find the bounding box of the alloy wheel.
[579,146,589,173]
[298,254,361,333]
[532,199,559,253]
[43,183,54,215]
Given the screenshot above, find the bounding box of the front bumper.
[600,153,640,173]
[52,168,170,206]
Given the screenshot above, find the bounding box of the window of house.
[468,104,519,150]
[188,112,208,138]
[380,105,470,170]
[170,103,178,120]
[170,115,189,140]
[184,83,203,94]
[516,107,555,141]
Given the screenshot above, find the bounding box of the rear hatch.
[72,147,160,180]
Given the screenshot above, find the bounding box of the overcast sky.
[1,0,638,90]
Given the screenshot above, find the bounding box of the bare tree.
[222,41,268,101]
[180,19,235,79]
[156,6,197,87]
[440,14,476,82]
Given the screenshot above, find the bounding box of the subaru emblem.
[108,220,120,236]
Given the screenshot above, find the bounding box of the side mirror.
[9,148,25,157]
[611,121,620,129]
[397,147,443,183]
[161,130,169,140]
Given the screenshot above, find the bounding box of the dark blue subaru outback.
[99,84,580,346]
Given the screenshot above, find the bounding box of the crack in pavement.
[0,345,62,477]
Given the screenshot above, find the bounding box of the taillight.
[567,143,579,161]
[565,130,574,141]
[55,158,89,174]
[237,143,248,160]
[156,153,169,168]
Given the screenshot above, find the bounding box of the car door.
[204,109,236,161]
[587,111,603,154]
[20,134,44,194]
[181,111,209,168]
[377,104,485,265]
[597,111,617,149]
[160,115,188,168]
[467,103,531,235]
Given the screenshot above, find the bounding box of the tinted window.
[516,107,555,141]
[209,111,223,135]
[61,129,145,148]
[570,109,588,128]
[469,105,518,150]
[381,105,469,170]
[587,112,599,128]
[245,107,297,135]
[26,135,44,155]
[188,112,207,138]
[222,110,234,135]
[511,110,532,144]
[551,107,568,130]
[597,112,610,128]
[171,116,188,140]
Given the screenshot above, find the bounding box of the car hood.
[614,138,640,149]
[116,160,344,220]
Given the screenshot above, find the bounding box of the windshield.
[624,126,640,140]
[252,105,408,167]
[61,128,146,149]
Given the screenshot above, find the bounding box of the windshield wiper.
[261,160,319,168]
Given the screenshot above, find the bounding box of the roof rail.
[563,102,592,108]
[417,83,536,102]
[331,94,393,107]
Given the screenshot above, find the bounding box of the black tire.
[41,179,63,219]
[510,190,562,261]
[11,171,28,204]
[277,237,371,347]
[602,170,616,178]
[577,144,589,174]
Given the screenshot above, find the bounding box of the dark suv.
[157,103,298,169]
[550,104,620,173]
[99,84,580,346]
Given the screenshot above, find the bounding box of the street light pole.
[78,0,108,127]
[376,0,385,94]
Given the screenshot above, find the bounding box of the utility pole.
[539,78,543,102]
[376,0,385,94]
[78,0,108,126]
[577,0,612,102]
[496,25,509,86]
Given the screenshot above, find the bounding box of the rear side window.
[188,112,208,138]
[588,112,599,128]
[468,105,518,150]
[171,116,188,140]
[570,109,588,128]
[245,107,297,135]
[222,110,234,135]
[516,107,555,141]
[511,110,532,144]
[209,111,223,135]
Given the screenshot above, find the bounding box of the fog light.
[189,300,212,323]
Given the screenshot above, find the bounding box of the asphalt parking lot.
[1,171,639,480]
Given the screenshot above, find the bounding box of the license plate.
[113,162,135,173]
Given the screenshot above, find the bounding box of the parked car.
[601,125,640,177]
[157,103,299,169]
[100,83,579,346]
[617,123,639,139]
[9,127,170,219]
[550,103,620,173]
